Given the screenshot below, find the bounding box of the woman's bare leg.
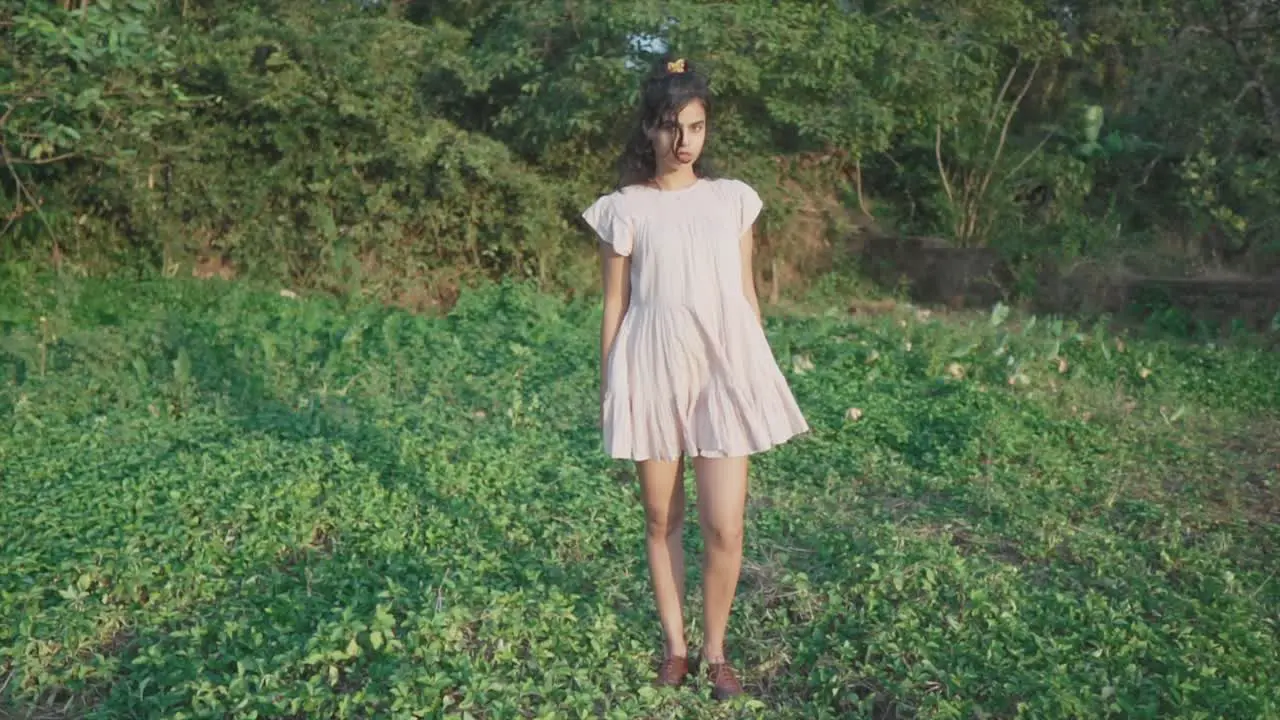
[638,456,688,658]
[693,455,749,663]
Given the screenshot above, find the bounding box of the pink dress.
[583,177,810,462]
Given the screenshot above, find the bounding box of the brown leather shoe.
[703,661,744,701]
[654,655,690,687]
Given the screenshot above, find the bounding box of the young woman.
[582,57,809,700]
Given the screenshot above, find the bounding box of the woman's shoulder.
[585,185,646,212]
[706,176,752,189]
[586,178,755,213]
[582,186,653,238]
[705,176,757,197]
[704,177,760,207]
[705,178,763,230]
[583,187,623,218]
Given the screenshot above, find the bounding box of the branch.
[1137,156,1164,189]
[854,157,872,217]
[1223,26,1280,138]
[983,59,1021,146]
[935,122,955,206]
[1233,80,1262,105]
[5,152,78,165]
[1003,130,1055,182]
[1,146,58,242]
[1175,24,1213,39]
[1254,74,1280,141]
[978,59,1040,203]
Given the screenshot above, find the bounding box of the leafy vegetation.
[3,0,1278,296]
[3,276,1277,718]
[3,0,1278,716]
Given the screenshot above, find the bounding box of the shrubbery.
[3,0,1277,297]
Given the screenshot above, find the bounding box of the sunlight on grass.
[2,277,1278,718]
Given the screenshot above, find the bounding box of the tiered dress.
[583,177,810,462]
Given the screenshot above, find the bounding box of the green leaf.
[990,302,1010,328]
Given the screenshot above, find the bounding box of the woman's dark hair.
[615,55,715,189]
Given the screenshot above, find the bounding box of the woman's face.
[649,99,706,171]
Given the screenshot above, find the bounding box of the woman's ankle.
[699,647,727,664]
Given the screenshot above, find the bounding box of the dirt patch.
[1215,421,1280,524]
[848,298,900,316]
[1113,276,1280,332]
[857,234,1013,309]
[191,252,236,281]
[757,166,872,302]
[1032,261,1280,330]
[1,683,106,720]
[859,234,1280,330]
[1115,414,1280,529]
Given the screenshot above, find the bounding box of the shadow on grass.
[6,279,1278,718]
[3,305,666,717]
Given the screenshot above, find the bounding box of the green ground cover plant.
[2,275,1277,718]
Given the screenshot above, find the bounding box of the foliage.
[165,3,580,290]
[0,0,187,245]
[1049,0,1280,264]
[2,277,1279,717]
[3,0,1279,293]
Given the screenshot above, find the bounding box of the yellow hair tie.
[666,58,687,74]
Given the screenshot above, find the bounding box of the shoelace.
[657,657,687,682]
[707,663,741,690]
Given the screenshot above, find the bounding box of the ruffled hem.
[604,422,809,463]
[599,308,808,458]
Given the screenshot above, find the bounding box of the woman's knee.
[645,505,684,540]
[703,519,743,551]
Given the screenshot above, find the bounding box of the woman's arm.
[740,226,763,326]
[600,244,632,406]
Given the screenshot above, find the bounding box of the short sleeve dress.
[582,177,810,462]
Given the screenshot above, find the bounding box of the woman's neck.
[650,167,699,191]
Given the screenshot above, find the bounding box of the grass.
[1,272,1278,719]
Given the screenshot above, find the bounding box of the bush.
[3,0,1277,296]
